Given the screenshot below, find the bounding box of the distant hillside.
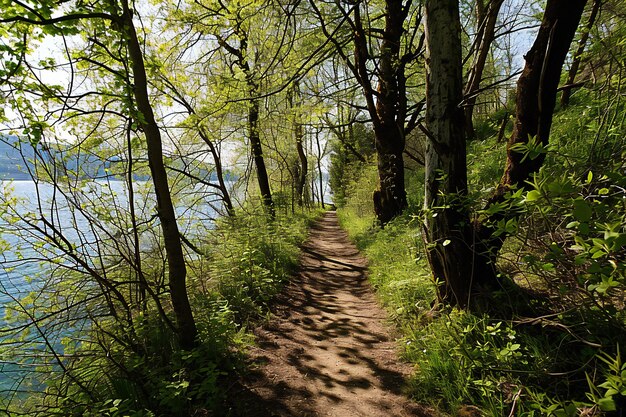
[0,136,36,180]
[0,136,232,183]
[0,135,117,180]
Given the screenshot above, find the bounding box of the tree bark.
[315,130,326,209]
[560,0,601,107]
[424,0,473,306]
[214,14,274,217]
[295,122,307,207]
[500,0,588,191]
[309,0,419,224]
[121,1,197,350]
[372,131,407,225]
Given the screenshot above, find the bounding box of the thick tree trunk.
[310,0,414,223]
[501,0,588,190]
[121,2,197,350]
[373,129,407,225]
[424,0,473,306]
[474,0,588,282]
[464,0,504,139]
[561,0,600,107]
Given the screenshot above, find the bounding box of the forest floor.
[228,211,435,417]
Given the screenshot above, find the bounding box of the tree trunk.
[369,0,409,224]
[474,0,588,282]
[373,130,407,225]
[464,0,505,139]
[214,17,274,217]
[501,0,588,190]
[560,0,601,107]
[289,83,307,207]
[295,123,307,207]
[424,0,473,306]
[200,129,235,216]
[121,2,197,350]
[309,0,415,223]
[249,97,275,216]
[315,130,325,209]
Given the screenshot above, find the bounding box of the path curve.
[231,211,433,417]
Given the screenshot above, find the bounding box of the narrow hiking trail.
[232,211,434,417]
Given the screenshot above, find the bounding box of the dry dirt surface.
[229,211,435,417]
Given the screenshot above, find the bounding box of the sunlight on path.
[231,212,434,417]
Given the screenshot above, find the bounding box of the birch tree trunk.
[424,0,473,306]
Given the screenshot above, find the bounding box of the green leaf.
[591,250,606,259]
[573,199,592,222]
[526,190,542,201]
[579,222,590,235]
[597,397,616,412]
[442,239,451,247]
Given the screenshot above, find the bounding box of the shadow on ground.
[227,212,433,417]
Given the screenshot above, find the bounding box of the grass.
[337,166,434,325]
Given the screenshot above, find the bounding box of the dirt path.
[230,212,434,417]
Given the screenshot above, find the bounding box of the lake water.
[0,179,223,397]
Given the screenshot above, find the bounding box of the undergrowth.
[4,206,322,416]
[336,87,626,416]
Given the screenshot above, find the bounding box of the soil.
[228,211,435,417]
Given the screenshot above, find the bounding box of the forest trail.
[230,211,433,417]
